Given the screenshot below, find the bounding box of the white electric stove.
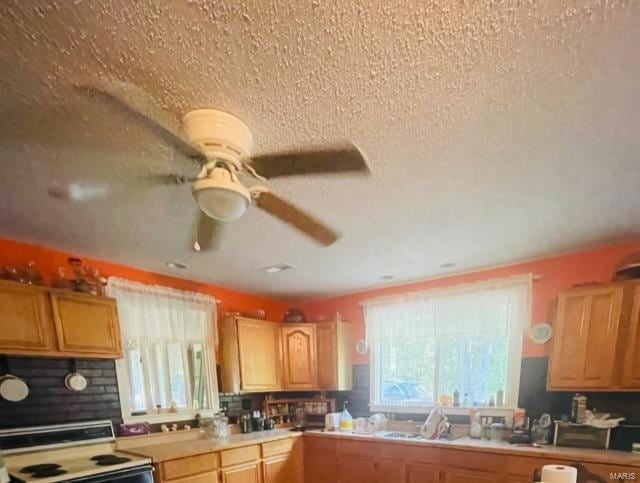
[0,421,152,483]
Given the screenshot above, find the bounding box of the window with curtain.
[364,275,531,412]
[107,277,219,421]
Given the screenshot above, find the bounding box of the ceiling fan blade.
[254,191,340,246]
[75,79,205,161]
[194,211,224,251]
[249,144,369,179]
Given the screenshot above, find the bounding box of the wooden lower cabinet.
[262,453,301,483]
[220,463,262,483]
[377,458,406,483]
[407,462,440,483]
[337,455,377,483]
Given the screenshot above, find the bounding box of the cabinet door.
[337,455,376,483]
[407,462,440,483]
[263,454,301,483]
[377,458,406,483]
[549,286,623,389]
[444,469,498,483]
[549,291,590,388]
[221,463,261,483]
[281,325,316,389]
[622,287,640,388]
[0,281,56,354]
[316,323,337,389]
[305,453,337,483]
[237,319,282,391]
[583,287,623,387]
[50,291,122,358]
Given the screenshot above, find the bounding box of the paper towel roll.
[540,464,578,483]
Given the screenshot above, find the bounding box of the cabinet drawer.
[220,445,260,467]
[262,437,295,458]
[159,453,218,480]
[164,471,218,483]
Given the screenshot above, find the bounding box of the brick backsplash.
[0,356,122,429]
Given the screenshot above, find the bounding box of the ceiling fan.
[74,78,370,250]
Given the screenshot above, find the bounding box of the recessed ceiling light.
[380,275,395,280]
[439,262,456,269]
[166,261,189,270]
[263,263,295,274]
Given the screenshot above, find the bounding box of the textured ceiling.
[1,0,639,298]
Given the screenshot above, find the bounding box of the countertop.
[305,430,640,467]
[122,429,300,463]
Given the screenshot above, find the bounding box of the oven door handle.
[68,464,154,483]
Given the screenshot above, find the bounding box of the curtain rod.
[107,278,221,304]
[356,273,541,306]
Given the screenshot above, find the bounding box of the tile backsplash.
[0,356,122,429]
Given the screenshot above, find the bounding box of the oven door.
[67,465,154,483]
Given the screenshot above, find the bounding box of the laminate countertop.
[305,430,640,467]
[122,429,300,463]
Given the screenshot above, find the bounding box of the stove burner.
[90,455,115,461]
[20,464,62,474]
[32,468,68,478]
[91,454,132,466]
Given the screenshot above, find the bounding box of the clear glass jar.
[490,422,506,442]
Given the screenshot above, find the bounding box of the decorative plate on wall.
[355,338,369,355]
[528,323,553,344]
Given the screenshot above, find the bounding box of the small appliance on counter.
[0,420,152,482]
[553,421,611,449]
[610,424,640,452]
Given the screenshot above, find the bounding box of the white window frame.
[108,279,220,424]
[366,274,531,416]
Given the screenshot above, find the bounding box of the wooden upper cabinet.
[221,317,282,393]
[316,323,337,389]
[50,291,122,358]
[622,285,640,388]
[281,324,316,390]
[0,280,56,354]
[316,321,353,390]
[548,283,626,390]
[0,280,121,359]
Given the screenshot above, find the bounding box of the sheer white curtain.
[107,277,218,417]
[364,274,531,410]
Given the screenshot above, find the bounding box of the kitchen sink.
[378,431,424,439]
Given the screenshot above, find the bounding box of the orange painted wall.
[300,240,640,364]
[0,237,290,322]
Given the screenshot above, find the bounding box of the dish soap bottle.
[339,401,353,432]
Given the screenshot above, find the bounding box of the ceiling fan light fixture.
[192,168,251,222]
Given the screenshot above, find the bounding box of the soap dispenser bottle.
[339,400,353,432]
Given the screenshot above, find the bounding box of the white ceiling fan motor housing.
[182,109,253,169]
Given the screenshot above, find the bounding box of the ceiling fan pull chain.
[243,162,267,181]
